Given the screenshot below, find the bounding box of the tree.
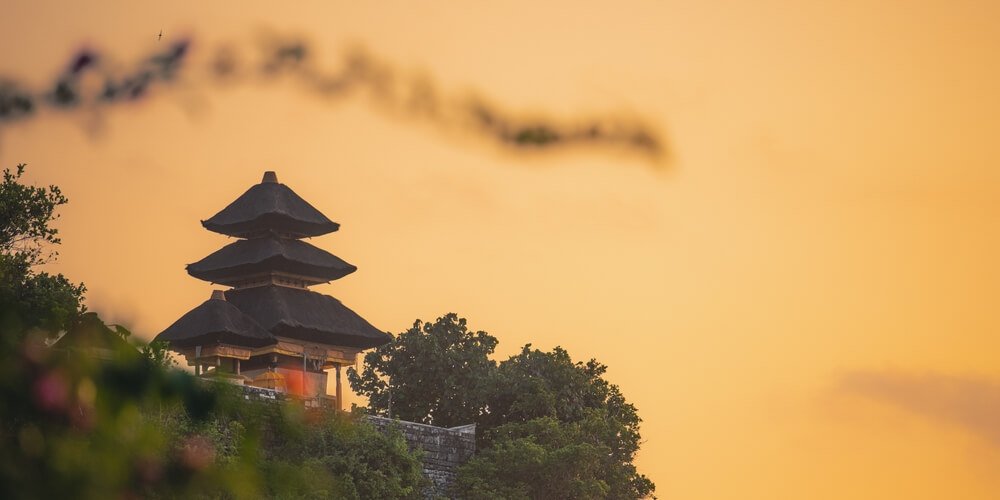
[456,416,612,500]
[351,314,656,499]
[0,164,85,335]
[348,313,498,428]
[0,164,67,265]
[465,346,655,499]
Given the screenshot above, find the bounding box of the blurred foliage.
[0,328,427,499]
[350,313,656,499]
[0,165,426,499]
[0,34,667,163]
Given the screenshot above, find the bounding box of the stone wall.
[236,385,476,496]
[366,416,476,498]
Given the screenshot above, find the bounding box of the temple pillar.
[335,363,343,412]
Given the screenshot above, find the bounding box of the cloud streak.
[842,370,1000,447]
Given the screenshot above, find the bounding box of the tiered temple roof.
[156,290,275,348]
[201,171,339,238]
[155,171,390,402]
[225,286,387,349]
[186,237,357,286]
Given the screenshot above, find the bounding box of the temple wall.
[366,416,477,498]
[236,385,476,497]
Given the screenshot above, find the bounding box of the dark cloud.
[0,33,668,166]
[842,370,1000,446]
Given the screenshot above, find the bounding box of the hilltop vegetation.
[0,164,425,499]
[351,315,655,499]
[0,164,654,499]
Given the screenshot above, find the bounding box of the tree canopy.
[0,164,85,334]
[348,312,499,428]
[0,164,67,264]
[349,313,656,499]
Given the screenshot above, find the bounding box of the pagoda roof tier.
[202,171,339,238]
[225,285,391,349]
[187,237,357,286]
[154,291,277,349]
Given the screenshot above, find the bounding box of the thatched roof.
[202,172,339,238]
[225,285,391,349]
[51,312,135,352]
[186,237,357,285]
[154,291,276,348]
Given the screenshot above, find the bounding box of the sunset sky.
[2,0,1000,498]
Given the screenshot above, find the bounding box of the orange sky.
[2,1,1000,498]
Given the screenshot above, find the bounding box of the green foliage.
[351,314,656,499]
[0,308,428,499]
[0,164,85,335]
[348,313,499,428]
[0,254,86,334]
[0,321,236,499]
[457,417,611,500]
[140,339,177,369]
[467,346,655,499]
[138,400,427,500]
[260,410,426,499]
[0,164,67,265]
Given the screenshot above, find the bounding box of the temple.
[154,171,391,408]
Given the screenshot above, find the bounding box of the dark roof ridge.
[187,237,357,285]
[201,172,339,238]
[154,291,277,348]
[225,285,390,349]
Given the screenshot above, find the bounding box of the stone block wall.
[366,416,476,498]
[235,386,476,496]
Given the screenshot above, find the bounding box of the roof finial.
[262,171,278,184]
[211,290,226,301]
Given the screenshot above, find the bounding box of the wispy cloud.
[841,371,1000,446]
